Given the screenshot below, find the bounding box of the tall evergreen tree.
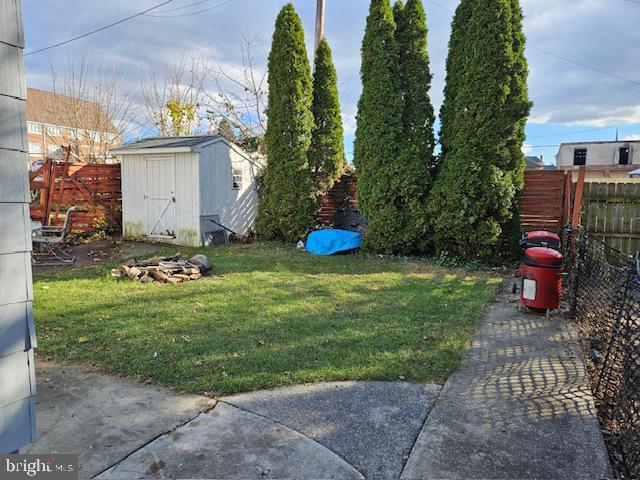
[256,3,315,242]
[499,0,532,256]
[428,0,521,259]
[393,0,436,175]
[437,0,473,161]
[308,38,346,197]
[354,0,430,254]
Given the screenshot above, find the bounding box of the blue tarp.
[305,229,362,256]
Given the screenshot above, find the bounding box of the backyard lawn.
[33,243,501,396]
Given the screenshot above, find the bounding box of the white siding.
[121,152,201,247]
[174,152,201,246]
[199,143,260,235]
[557,142,640,169]
[121,154,146,239]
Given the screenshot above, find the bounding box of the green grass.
[33,243,502,396]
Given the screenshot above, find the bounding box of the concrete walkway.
[25,362,440,479]
[22,362,215,479]
[401,287,611,480]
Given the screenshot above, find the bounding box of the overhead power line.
[529,46,640,86]
[25,0,176,56]
[425,0,640,88]
[152,0,212,13]
[144,0,235,18]
[527,126,615,139]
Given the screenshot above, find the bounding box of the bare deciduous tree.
[204,34,268,153]
[49,57,137,163]
[141,56,207,137]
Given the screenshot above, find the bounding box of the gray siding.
[0,0,24,48]
[0,0,36,453]
[199,143,260,235]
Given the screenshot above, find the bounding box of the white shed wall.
[199,143,260,235]
[121,152,201,247]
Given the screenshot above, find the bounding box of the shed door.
[144,155,177,238]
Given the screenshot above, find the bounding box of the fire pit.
[111,254,211,284]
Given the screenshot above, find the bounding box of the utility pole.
[314,0,326,57]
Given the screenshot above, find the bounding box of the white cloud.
[22,0,640,139]
[521,144,534,154]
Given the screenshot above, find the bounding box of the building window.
[620,147,630,165]
[232,168,242,190]
[27,122,42,134]
[573,148,587,166]
[47,144,61,155]
[47,125,61,137]
[28,142,42,154]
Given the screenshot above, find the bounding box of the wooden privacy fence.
[30,158,122,232]
[520,170,570,235]
[317,176,358,226]
[580,182,640,254]
[319,170,574,235]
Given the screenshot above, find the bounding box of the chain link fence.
[563,228,640,479]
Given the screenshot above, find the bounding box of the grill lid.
[525,231,560,242]
[524,247,563,267]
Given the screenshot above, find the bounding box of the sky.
[22,0,640,165]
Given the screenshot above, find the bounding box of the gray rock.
[189,254,211,274]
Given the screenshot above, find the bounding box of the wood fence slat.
[30,159,122,233]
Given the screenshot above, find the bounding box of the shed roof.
[115,135,226,151]
[111,135,265,168]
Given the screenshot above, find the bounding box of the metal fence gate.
[563,228,640,478]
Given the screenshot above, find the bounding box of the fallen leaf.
[77,336,88,343]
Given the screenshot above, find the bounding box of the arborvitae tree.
[499,0,532,256]
[256,3,315,242]
[393,0,436,175]
[428,0,520,259]
[437,0,473,161]
[308,38,346,197]
[354,0,430,254]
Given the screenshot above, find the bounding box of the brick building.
[26,87,118,165]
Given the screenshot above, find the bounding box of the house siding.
[557,141,640,180]
[0,0,37,453]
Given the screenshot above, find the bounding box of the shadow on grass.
[34,244,501,395]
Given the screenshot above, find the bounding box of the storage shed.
[112,135,263,247]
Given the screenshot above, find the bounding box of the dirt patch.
[33,239,166,272]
